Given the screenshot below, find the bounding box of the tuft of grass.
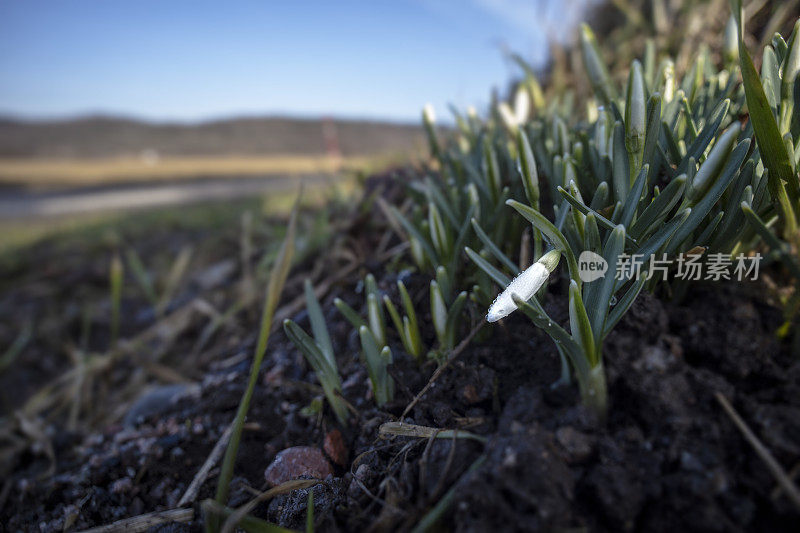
[358,325,394,405]
[213,190,300,510]
[383,280,426,361]
[283,280,349,423]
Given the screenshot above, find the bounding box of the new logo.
[578,251,608,282]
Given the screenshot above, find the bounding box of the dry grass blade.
[221,479,320,533]
[76,508,193,533]
[16,413,56,478]
[715,392,800,510]
[214,188,301,506]
[177,421,234,507]
[379,422,486,443]
[772,462,800,500]
[18,293,209,423]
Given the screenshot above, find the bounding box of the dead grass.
[0,154,395,187]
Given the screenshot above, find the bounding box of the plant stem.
[580,363,608,421]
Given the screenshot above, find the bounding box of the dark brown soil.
[1,178,798,532]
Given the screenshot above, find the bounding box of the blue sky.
[0,0,592,123]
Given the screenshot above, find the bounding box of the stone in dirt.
[264,446,333,487]
[323,429,348,466]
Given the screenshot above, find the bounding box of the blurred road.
[0,174,332,219]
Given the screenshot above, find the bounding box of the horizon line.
[0,108,462,128]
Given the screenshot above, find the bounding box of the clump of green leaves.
[291,274,395,408]
[444,2,800,415]
[357,325,394,405]
[429,280,468,352]
[731,0,800,346]
[469,103,754,416]
[336,274,468,363]
[334,274,387,349]
[381,280,426,360]
[284,280,349,423]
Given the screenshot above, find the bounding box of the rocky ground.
[1,176,798,531]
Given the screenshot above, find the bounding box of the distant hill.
[0,115,427,158]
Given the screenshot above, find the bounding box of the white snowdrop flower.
[662,59,676,103]
[497,102,516,131]
[586,99,599,123]
[595,115,608,157]
[513,86,530,124]
[497,87,530,132]
[466,106,478,119]
[487,250,560,322]
[724,15,739,64]
[457,135,471,154]
[423,103,436,124]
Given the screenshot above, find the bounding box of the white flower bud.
[487,250,560,322]
[423,103,436,124]
[497,102,518,132]
[513,86,530,125]
[724,15,739,64]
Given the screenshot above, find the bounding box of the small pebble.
[324,429,348,466]
[555,426,594,463]
[111,477,133,494]
[264,446,333,487]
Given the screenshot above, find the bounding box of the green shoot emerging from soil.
[213,194,299,512]
[284,280,350,422]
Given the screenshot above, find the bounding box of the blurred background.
[0,0,593,245]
